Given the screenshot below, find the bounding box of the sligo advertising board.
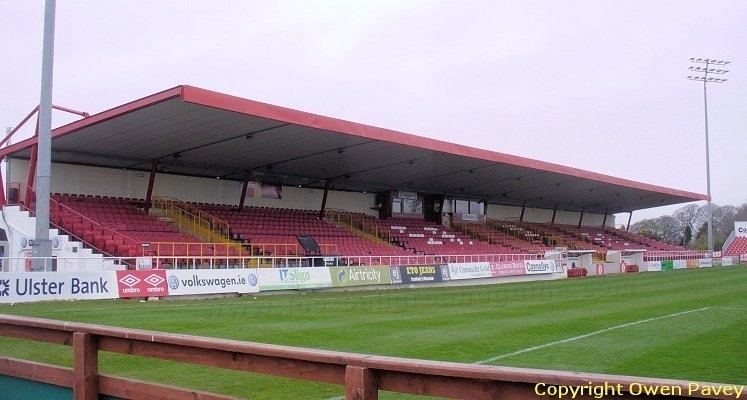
[0,271,118,303]
[165,269,259,295]
[258,267,331,291]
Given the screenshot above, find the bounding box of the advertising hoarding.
[165,269,259,295]
[329,266,392,287]
[258,267,331,291]
[0,271,118,303]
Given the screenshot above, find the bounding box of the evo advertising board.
[674,260,688,269]
[447,262,492,280]
[524,259,560,274]
[258,267,331,291]
[398,265,445,284]
[165,269,259,296]
[0,271,118,303]
[329,266,391,287]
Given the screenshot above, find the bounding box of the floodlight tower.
[687,58,729,254]
[32,0,56,270]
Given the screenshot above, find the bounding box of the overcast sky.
[1,0,745,226]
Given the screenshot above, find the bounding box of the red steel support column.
[550,205,557,227]
[519,203,526,222]
[627,211,633,231]
[318,179,331,220]
[238,171,252,211]
[0,157,5,207]
[73,332,98,400]
[578,211,584,228]
[345,366,377,400]
[25,144,39,206]
[144,160,157,213]
[602,212,608,228]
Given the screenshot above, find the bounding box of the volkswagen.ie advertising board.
[166,269,259,295]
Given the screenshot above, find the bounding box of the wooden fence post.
[345,365,377,400]
[73,332,98,400]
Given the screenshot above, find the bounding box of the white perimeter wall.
[486,203,615,227]
[8,159,378,216]
[8,158,616,225]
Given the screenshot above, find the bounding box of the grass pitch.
[0,266,745,399]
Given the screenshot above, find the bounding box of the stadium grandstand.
[0,85,711,272]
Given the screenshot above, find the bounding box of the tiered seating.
[609,228,683,251]
[196,205,410,258]
[468,221,549,254]
[563,226,648,250]
[519,222,606,252]
[724,237,747,256]
[520,222,683,252]
[372,217,509,255]
[51,194,201,257]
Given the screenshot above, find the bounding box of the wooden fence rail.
[0,314,740,400]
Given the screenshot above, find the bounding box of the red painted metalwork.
[1,104,88,150]
[25,144,38,206]
[550,205,557,227]
[237,170,252,210]
[0,85,707,202]
[52,104,90,118]
[319,179,331,219]
[0,87,182,159]
[144,160,158,212]
[0,157,5,207]
[180,85,707,202]
[627,211,633,231]
[0,105,39,148]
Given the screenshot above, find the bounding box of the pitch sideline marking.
[323,307,711,400]
[474,307,710,365]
